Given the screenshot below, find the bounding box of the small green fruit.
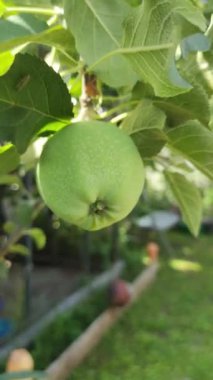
[36,121,144,231]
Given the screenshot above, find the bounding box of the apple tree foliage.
[0,0,212,260]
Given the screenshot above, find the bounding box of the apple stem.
[75,68,98,122]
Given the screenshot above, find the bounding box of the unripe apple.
[36,121,145,231]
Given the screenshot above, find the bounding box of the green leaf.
[181,51,212,94]
[132,54,211,127]
[64,0,137,88]
[155,84,210,127]
[0,20,78,66]
[38,121,67,136]
[9,243,30,256]
[0,0,5,17]
[206,14,213,41]
[132,81,155,100]
[23,228,46,249]
[167,121,213,180]
[132,128,167,158]
[0,52,14,76]
[120,100,167,157]
[121,100,166,134]
[0,174,22,187]
[0,53,72,153]
[32,27,78,66]
[122,0,206,97]
[12,199,34,227]
[3,221,17,234]
[0,14,47,45]
[204,0,213,14]
[122,1,188,97]
[172,0,206,31]
[154,54,210,127]
[165,171,202,236]
[0,144,20,174]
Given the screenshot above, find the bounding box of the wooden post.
[46,262,159,380]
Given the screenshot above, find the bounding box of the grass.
[70,233,213,380]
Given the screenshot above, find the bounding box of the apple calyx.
[90,200,106,215]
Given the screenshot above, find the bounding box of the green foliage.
[23,228,46,249]
[121,100,166,134]
[165,171,202,236]
[167,120,213,180]
[11,199,34,228]
[8,243,30,255]
[131,129,168,159]
[0,52,14,75]
[121,100,168,158]
[64,0,137,88]
[0,18,78,66]
[0,0,212,237]
[0,144,20,174]
[155,83,210,127]
[0,0,5,17]
[0,174,22,187]
[0,14,47,48]
[124,0,208,95]
[122,247,146,281]
[0,54,72,153]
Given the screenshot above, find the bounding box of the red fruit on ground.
[109,279,131,307]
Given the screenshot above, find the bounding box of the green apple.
[36,121,144,231]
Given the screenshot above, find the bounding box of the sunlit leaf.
[0,144,20,174]
[165,171,202,236]
[132,128,167,158]
[0,14,47,46]
[121,100,166,134]
[0,174,22,187]
[173,0,206,31]
[3,221,17,234]
[122,0,206,97]
[120,100,167,157]
[23,228,46,249]
[169,259,202,272]
[132,56,211,126]
[0,52,14,76]
[155,83,210,127]
[64,0,137,88]
[167,121,213,180]
[9,243,29,256]
[0,15,78,66]
[0,0,5,17]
